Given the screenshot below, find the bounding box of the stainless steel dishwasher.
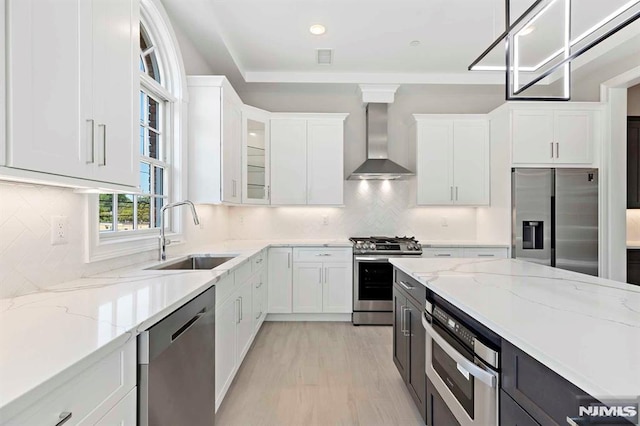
[138,286,215,426]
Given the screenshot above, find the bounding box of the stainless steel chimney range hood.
[348,103,414,180]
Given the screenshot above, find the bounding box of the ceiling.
[161,0,640,86]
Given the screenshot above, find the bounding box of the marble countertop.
[389,257,640,398]
[0,239,351,418]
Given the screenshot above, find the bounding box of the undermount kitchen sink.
[146,255,237,271]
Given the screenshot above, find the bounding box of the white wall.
[629,84,640,116]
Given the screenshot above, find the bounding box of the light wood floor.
[216,322,424,426]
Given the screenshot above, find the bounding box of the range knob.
[367,242,376,251]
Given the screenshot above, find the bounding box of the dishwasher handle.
[171,308,206,342]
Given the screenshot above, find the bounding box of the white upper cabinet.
[5,0,139,188]
[270,114,347,206]
[307,119,345,205]
[511,105,598,165]
[414,116,490,206]
[270,119,307,205]
[242,105,270,204]
[188,76,243,204]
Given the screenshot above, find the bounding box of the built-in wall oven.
[351,237,422,325]
[422,294,501,425]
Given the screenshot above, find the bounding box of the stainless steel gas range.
[350,236,423,325]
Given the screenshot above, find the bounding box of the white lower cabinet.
[422,247,509,259]
[293,263,324,313]
[236,279,254,363]
[267,248,293,313]
[291,248,353,314]
[322,263,353,313]
[215,253,269,411]
[94,387,137,426]
[4,340,136,426]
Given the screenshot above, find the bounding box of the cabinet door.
[322,262,352,313]
[453,120,489,205]
[91,0,138,187]
[242,107,270,204]
[236,280,254,363]
[94,387,137,426]
[267,248,293,313]
[392,287,408,380]
[215,295,237,407]
[270,119,307,204]
[292,262,323,313]
[426,377,460,426]
[501,390,541,426]
[512,110,554,164]
[406,303,426,421]
[6,0,89,178]
[306,120,344,205]
[417,121,454,205]
[222,94,243,203]
[554,110,592,164]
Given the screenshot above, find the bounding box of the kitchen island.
[390,257,640,424]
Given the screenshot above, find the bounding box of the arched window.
[89,0,187,261]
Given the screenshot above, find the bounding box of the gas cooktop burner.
[349,236,422,255]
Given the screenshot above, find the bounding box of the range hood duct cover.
[348,103,414,180]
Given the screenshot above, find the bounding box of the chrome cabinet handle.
[239,296,243,321]
[236,299,241,324]
[556,142,559,158]
[477,254,495,257]
[256,281,263,288]
[422,314,498,387]
[56,412,72,426]
[400,305,406,336]
[405,306,411,336]
[398,280,415,291]
[315,253,331,257]
[435,253,451,257]
[551,142,554,158]
[98,124,107,166]
[256,311,262,320]
[319,268,322,284]
[256,258,263,264]
[455,186,459,201]
[450,186,453,201]
[86,119,95,164]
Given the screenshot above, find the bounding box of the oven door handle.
[422,313,497,388]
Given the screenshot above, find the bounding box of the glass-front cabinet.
[241,106,270,204]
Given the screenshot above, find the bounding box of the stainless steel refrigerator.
[512,168,599,276]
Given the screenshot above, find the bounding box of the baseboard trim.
[266,313,352,322]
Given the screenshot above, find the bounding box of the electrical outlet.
[441,217,449,227]
[322,215,329,226]
[51,216,68,245]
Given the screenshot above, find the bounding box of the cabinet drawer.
[394,269,426,307]
[5,339,136,426]
[234,259,252,285]
[421,248,462,258]
[293,247,352,263]
[462,247,508,258]
[252,250,266,273]
[502,340,585,425]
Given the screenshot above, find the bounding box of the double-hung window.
[98,24,171,235]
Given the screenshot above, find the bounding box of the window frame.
[84,1,187,263]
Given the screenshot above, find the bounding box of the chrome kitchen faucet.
[159,200,200,261]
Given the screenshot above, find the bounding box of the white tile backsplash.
[0,181,227,298]
[227,180,478,241]
[627,209,640,242]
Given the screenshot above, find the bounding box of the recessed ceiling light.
[518,25,536,36]
[409,40,421,47]
[309,24,326,35]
